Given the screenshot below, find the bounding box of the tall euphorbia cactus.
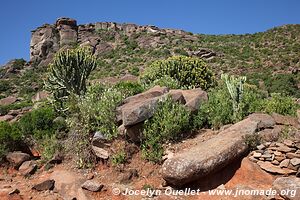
[221,73,247,122]
[45,47,97,112]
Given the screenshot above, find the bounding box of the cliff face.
[30,17,190,66]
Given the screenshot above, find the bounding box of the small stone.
[86,173,94,180]
[253,152,262,158]
[81,180,103,192]
[18,161,37,176]
[259,157,265,161]
[257,161,296,175]
[288,163,298,171]
[273,151,281,156]
[279,159,290,168]
[269,145,294,153]
[283,139,294,147]
[32,179,55,191]
[272,160,280,165]
[261,153,272,158]
[257,144,266,150]
[275,156,285,162]
[249,156,259,163]
[290,158,300,166]
[8,188,20,195]
[286,152,300,159]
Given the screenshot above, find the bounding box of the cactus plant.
[221,74,247,122]
[45,47,97,112]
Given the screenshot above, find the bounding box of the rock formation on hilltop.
[30,17,193,66]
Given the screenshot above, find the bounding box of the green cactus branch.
[221,73,247,122]
[45,47,97,112]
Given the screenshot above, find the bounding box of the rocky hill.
[1,17,299,100]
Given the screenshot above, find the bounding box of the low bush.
[145,75,181,89]
[141,96,190,162]
[193,82,265,129]
[262,93,299,116]
[113,81,144,97]
[111,151,127,166]
[17,106,58,139]
[0,121,21,161]
[140,56,214,90]
[0,101,32,116]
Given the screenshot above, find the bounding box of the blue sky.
[0,0,300,65]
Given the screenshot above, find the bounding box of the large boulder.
[117,86,169,126]
[161,113,274,186]
[272,177,300,200]
[170,88,208,112]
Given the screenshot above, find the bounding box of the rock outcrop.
[116,86,207,142]
[30,18,200,66]
[161,113,274,186]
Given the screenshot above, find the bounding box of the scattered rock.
[0,115,14,122]
[0,96,17,106]
[18,160,37,176]
[47,154,63,165]
[6,152,30,168]
[273,177,300,200]
[279,159,290,168]
[91,132,110,159]
[81,180,103,192]
[272,113,300,129]
[286,152,300,159]
[253,152,262,158]
[91,146,109,159]
[257,144,266,150]
[283,139,295,147]
[32,179,55,191]
[8,188,20,195]
[290,158,300,166]
[257,161,296,175]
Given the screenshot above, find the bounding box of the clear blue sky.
[0,0,300,65]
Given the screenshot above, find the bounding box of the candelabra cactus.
[45,47,97,112]
[221,74,247,121]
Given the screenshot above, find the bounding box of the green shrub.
[244,133,262,151]
[262,93,298,116]
[68,85,124,140]
[0,101,32,116]
[0,80,11,93]
[146,75,181,89]
[193,82,264,129]
[113,81,144,97]
[111,151,127,166]
[0,122,21,161]
[140,56,214,90]
[17,106,57,139]
[40,134,62,162]
[141,96,190,162]
[128,66,140,76]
